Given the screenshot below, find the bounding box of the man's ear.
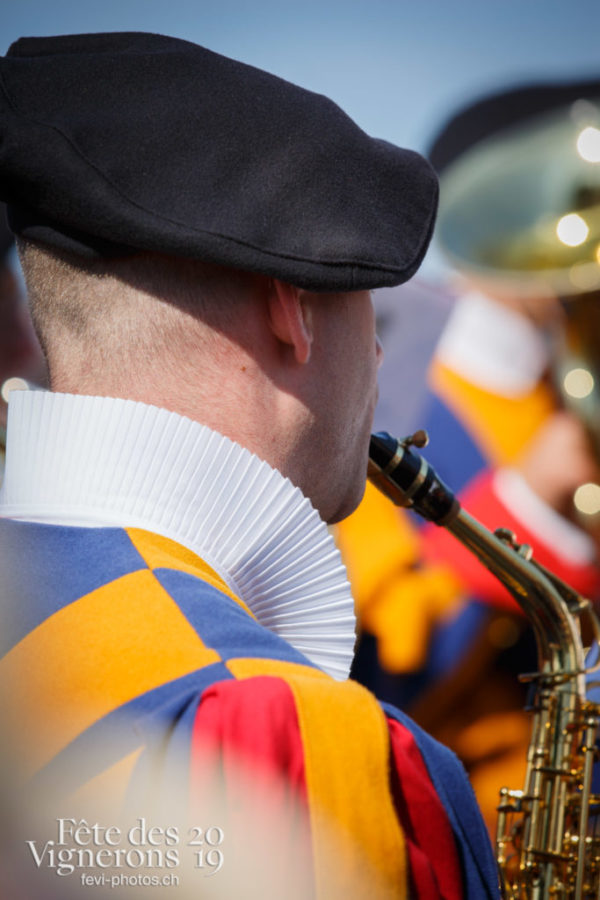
[267,279,313,365]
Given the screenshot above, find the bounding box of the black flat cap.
[428,76,600,173]
[0,32,438,292]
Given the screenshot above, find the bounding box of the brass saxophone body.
[368,431,600,899]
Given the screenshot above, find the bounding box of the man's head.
[1,31,437,521]
[17,238,381,522]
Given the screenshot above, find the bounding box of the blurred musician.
[338,76,600,832]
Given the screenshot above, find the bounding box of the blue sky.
[3,0,599,278]
[4,0,598,152]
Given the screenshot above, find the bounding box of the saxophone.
[367,430,600,899]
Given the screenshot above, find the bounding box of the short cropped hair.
[17,239,260,388]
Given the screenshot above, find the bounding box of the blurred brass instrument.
[436,92,600,519]
[436,96,600,301]
[368,430,600,898]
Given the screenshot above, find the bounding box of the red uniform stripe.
[387,716,464,899]
[190,676,314,897]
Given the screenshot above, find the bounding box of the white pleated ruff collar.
[0,391,356,681]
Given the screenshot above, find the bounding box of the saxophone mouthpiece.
[368,431,460,525]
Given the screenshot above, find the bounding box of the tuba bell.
[432,86,600,301]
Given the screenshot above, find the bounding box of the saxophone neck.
[368,431,460,525]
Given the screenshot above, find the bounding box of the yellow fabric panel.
[453,710,530,840]
[335,480,419,611]
[336,483,463,673]
[227,658,407,899]
[363,564,464,673]
[126,527,253,616]
[429,359,555,466]
[226,657,330,682]
[0,569,220,778]
[289,675,407,899]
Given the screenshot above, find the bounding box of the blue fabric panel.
[428,600,491,678]
[0,520,146,656]
[126,687,207,816]
[154,567,318,668]
[352,602,490,710]
[584,645,600,795]
[31,661,234,797]
[419,390,487,493]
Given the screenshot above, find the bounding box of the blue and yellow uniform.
[0,519,498,898]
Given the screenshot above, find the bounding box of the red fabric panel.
[189,676,313,894]
[387,716,463,900]
[190,675,467,897]
[422,471,600,612]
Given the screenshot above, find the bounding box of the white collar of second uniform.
[0,390,356,681]
[435,290,550,396]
